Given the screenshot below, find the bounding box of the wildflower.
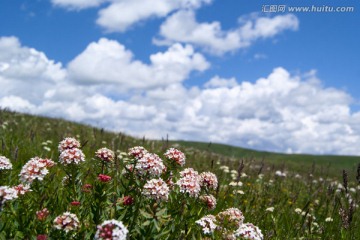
[0,156,12,170]
[19,157,55,184]
[265,207,274,212]
[142,178,169,201]
[43,146,51,152]
[217,208,245,229]
[95,148,115,162]
[294,208,302,214]
[82,184,93,192]
[12,184,31,196]
[176,168,201,197]
[0,186,18,204]
[135,153,166,177]
[195,215,217,234]
[70,201,81,206]
[36,208,50,221]
[98,174,112,183]
[325,217,333,222]
[275,170,286,177]
[229,181,243,187]
[58,137,81,152]
[59,148,85,165]
[128,146,148,159]
[199,172,218,190]
[164,148,186,166]
[37,235,48,240]
[53,212,80,233]
[118,196,134,206]
[236,190,245,195]
[95,219,128,240]
[234,223,264,240]
[200,195,217,210]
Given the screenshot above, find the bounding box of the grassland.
[0,108,359,239]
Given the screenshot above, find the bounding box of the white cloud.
[155,10,299,54]
[68,38,209,90]
[51,0,212,32]
[204,76,238,88]
[51,0,106,10]
[96,0,212,32]
[1,37,360,156]
[0,36,66,104]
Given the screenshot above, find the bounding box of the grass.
[1,108,360,239]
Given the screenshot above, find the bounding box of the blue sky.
[0,0,359,155]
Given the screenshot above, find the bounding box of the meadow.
[0,108,359,239]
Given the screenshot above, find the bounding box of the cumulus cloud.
[67,38,209,90]
[1,37,360,156]
[155,10,299,54]
[0,36,66,104]
[51,0,212,32]
[97,0,212,32]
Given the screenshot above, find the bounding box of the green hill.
[1,108,359,179]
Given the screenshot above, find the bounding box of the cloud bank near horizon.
[1,36,359,156]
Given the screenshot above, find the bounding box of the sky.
[0,0,359,155]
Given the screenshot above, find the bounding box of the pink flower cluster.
[199,172,218,190]
[142,178,170,201]
[164,148,186,166]
[58,137,81,152]
[234,223,264,240]
[59,148,85,165]
[95,219,128,240]
[200,194,217,210]
[176,168,201,197]
[12,184,31,196]
[36,208,50,221]
[19,157,55,184]
[53,212,80,233]
[95,148,115,162]
[0,156,12,170]
[135,153,166,177]
[128,146,148,159]
[98,174,112,183]
[58,137,85,165]
[217,208,245,228]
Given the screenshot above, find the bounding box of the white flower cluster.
[128,146,148,160]
[196,208,263,239]
[59,148,85,165]
[58,137,81,152]
[95,148,115,162]
[195,215,217,234]
[0,184,31,206]
[95,219,129,240]
[135,153,166,177]
[53,212,80,233]
[19,157,55,184]
[199,172,218,190]
[142,178,170,201]
[58,137,85,165]
[0,186,18,205]
[234,223,264,240]
[176,168,201,197]
[0,156,12,170]
[164,148,186,166]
